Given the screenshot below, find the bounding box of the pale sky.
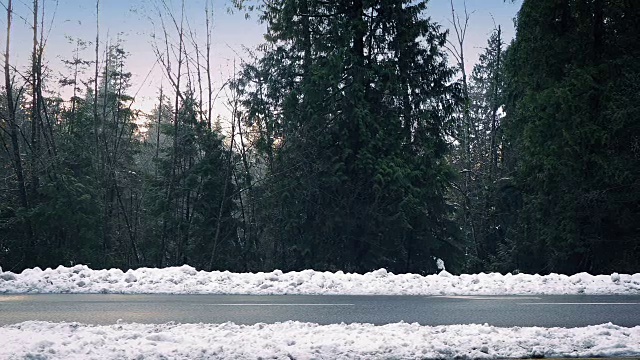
[1,0,522,118]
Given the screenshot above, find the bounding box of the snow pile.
[1,321,639,359]
[1,265,639,295]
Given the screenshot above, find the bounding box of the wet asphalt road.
[1,294,640,327]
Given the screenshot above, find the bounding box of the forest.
[1,0,638,275]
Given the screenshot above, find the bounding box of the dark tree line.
[1,0,639,275]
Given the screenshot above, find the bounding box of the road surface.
[1,294,639,327]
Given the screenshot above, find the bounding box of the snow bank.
[1,321,639,359]
[1,265,639,295]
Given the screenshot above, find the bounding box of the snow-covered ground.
[1,321,639,359]
[2,266,640,359]
[1,264,640,295]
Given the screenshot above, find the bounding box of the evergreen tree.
[503,0,640,273]
[236,0,459,273]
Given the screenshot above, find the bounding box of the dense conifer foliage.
[234,0,460,273]
[499,0,640,273]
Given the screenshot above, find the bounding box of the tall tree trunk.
[93,0,100,165]
[155,86,163,179]
[205,0,213,129]
[489,26,502,179]
[448,0,478,260]
[34,0,57,181]
[30,0,40,196]
[154,87,164,267]
[4,0,34,266]
[236,114,256,266]
[208,78,237,271]
[169,0,185,265]
[158,0,186,267]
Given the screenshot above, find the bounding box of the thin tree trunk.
[153,86,164,266]
[115,184,140,265]
[155,86,163,179]
[448,0,478,259]
[169,0,185,265]
[489,26,502,178]
[93,0,100,164]
[236,114,256,261]
[158,0,186,267]
[208,81,237,271]
[71,43,79,118]
[4,0,27,207]
[30,0,39,196]
[170,0,185,221]
[205,0,213,129]
[5,0,34,265]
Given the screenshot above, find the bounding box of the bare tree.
[445,0,480,263]
[446,0,473,166]
[150,0,187,266]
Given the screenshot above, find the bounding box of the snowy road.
[2,266,640,359]
[1,294,640,327]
